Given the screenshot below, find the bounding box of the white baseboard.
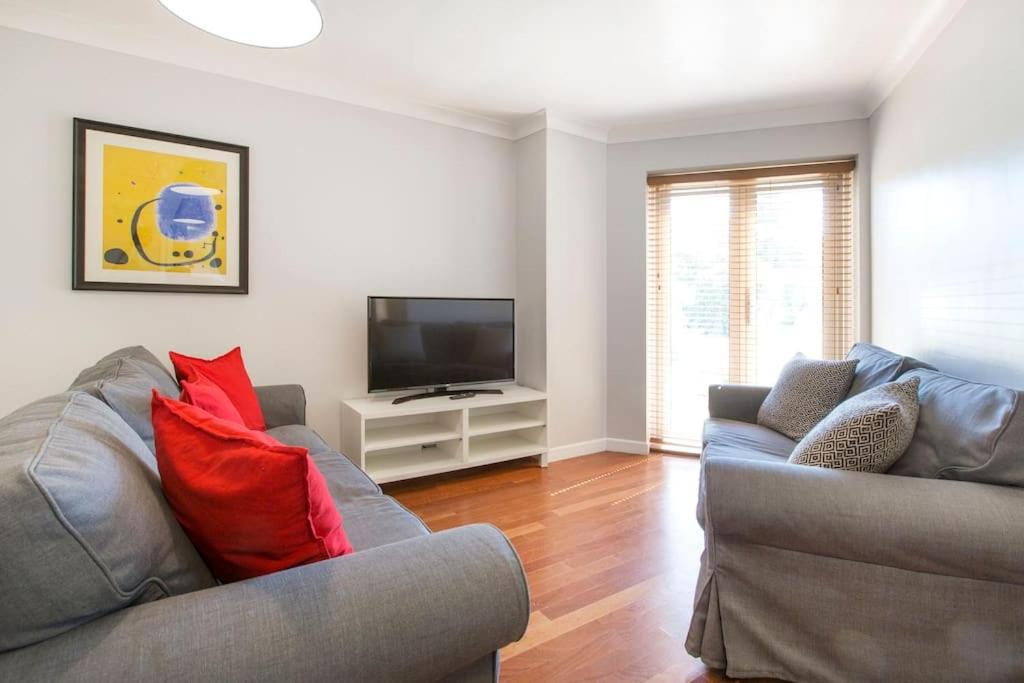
[547,438,607,463]
[546,437,650,463]
[605,438,650,455]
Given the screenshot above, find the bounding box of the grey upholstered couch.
[0,346,529,682]
[688,343,1024,683]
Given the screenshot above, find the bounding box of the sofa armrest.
[0,525,529,682]
[707,384,771,423]
[254,383,306,428]
[704,456,1024,585]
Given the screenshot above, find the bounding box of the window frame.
[646,159,857,451]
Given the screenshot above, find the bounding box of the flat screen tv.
[368,297,515,403]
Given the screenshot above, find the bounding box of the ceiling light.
[158,0,323,48]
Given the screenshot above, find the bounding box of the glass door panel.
[664,192,731,447]
[752,186,824,385]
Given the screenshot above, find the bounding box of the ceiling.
[0,0,965,141]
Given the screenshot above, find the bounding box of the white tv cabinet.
[340,385,548,484]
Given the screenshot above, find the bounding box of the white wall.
[870,0,1024,387]
[515,131,547,392]
[546,130,607,452]
[23,12,997,458]
[514,129,608,453]
[0,27,516,447]
[605,120,871,444]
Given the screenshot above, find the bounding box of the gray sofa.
[0,346,529,682]
[688,343,1024,682]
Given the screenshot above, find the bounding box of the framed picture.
[73,118,249,294]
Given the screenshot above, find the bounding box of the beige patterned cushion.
[757,353,859,439]
[789,376,921,472]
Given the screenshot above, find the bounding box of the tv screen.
[368,297,515,392]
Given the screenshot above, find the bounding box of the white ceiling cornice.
[0,0,967,144]
[510,111,548,141]
[0,1,517,139]
[863,0,967,114]
[542,111,610,144]
[607,102,869,144]
[511,111,609,143]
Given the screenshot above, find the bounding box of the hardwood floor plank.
[535,554,664,620]
[384,452,777,683]
[502,575,661,660]
[528,554,625,600]
[503,521,546,539]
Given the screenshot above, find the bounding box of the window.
[646,160,855,451]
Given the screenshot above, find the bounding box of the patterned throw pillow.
[757,353,859,440]
[789,376,921,472]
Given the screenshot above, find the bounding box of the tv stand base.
[391,388,504,405]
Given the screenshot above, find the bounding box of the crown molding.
[0,2,516,139]
[607,101,868,144]
[510,111,548,141]
[543,111,610,143]
[0,0,964,145]
[863,0,967,114]
[511,110,609,143]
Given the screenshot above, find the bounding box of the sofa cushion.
[94,345,179,391]
[756,354,858,440]
[789,376,920,472]
[70,357,176,452]
[269,425,383,502]
[0,393,215,652]
[703,418,797,460]
[268,423,428,548]
[265,426,426,548]
[339,496,430,551]
[151,393,353,583]
[268,424,333,454]
[180,375,246,426]
[697,420,795,527]
[890,369,1024,487]
[313,450,383,502]
[845,342,934,397]
[169,347,266,431]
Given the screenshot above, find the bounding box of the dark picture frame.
[73,118,249,294]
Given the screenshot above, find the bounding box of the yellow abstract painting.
[102,145,228,274]
[74,119,247,293]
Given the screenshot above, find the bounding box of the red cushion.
[151,391,353,582]
[169,347,266,431]
[179,374,245,426]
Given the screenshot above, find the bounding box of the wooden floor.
[385,452,766,682]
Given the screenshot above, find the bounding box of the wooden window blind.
[647,160,855,451]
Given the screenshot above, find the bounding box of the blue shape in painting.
[156,183,218,241]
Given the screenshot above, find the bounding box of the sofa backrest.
[890,368,1024,488]
[69,346,179,452]
[845,342,934,397]
[0,392,215,653]
[96,346,179,390]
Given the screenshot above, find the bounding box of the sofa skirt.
[685,542,1024,682]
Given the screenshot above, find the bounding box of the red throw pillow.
[169,347,266,431]
[179,374,245,426]
[151,391,353,582]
